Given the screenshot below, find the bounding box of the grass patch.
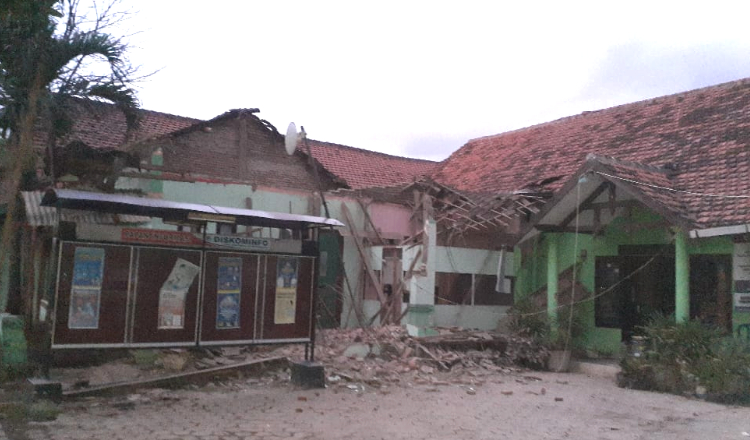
[131,350,160,368]
[0,400,60,423]
[27,400,60,422]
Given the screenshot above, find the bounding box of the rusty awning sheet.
[23,191,150,227]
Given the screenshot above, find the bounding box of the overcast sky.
[108,1,750,161]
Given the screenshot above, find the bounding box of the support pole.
[546,234,559,328]
[675,230,690,323]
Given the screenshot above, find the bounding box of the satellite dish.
[284,122,299,155]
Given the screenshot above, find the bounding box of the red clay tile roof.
[305,139,438,190]
[40,100,436,191]
[589,155,693,226]
[33,98,200,152]
[433,78,750,229]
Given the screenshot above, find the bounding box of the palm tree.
[0,0,141,312]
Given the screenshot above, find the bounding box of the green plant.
[508,298,585,355]
[26,400,60,422]
[639,314,720,364]
[618,315,750,404]
[507,297,548,340]
[131,350,159,368]
[691,338,750,403]
[541,304,586,351]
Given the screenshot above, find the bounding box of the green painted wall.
[515,206,737,355]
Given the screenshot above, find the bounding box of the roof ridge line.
[307,138,438,164]
[69,96,203,123]
[466,77,750,144]
[586,153,673,175]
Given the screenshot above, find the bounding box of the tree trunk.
[0,71,44,313]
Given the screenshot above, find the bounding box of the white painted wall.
[404,246,513,276]
[434,305,510,331]
[362,300,509,331]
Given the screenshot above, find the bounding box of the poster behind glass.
[216,257,241,329]
[68,247,105,329]
[158,258,200,329]
[274,257,298,324]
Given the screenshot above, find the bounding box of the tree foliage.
[1,0,140,149]
[0,0,142,312]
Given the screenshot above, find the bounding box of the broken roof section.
[33,97,200,153]
[432,78,750,230]
[38,100,437,193]
[408,177,546,235]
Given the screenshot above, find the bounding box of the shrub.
[619,315,750,404]
[26,400,60,422]
[507,297,548,340]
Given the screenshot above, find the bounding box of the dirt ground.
[2,327,749,439]
[4,369,750,440]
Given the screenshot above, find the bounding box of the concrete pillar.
[546,234,559,327]
[341,236,362,328]
[675,230,690,323]
[148,148,164,196]
[407,218,437,337]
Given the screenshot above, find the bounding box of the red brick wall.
[159,115,338,192]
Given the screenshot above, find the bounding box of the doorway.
[595,246,675,341]
[690,255,732,333]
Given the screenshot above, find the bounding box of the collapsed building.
[3,78,750,360]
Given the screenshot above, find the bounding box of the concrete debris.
[264,326,535,391]
[342,344,373,359]
[46,326,542,398]
[160,353,189,372]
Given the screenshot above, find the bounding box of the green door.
[317,231,341,328]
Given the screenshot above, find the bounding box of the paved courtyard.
[3,370,750,440]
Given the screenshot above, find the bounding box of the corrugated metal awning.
[40,189,344,229]
[22,191,151,227]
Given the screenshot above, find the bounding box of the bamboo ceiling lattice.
[408,178,549,235]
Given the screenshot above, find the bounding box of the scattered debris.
[44,326,545,400]
[271,326,535,391]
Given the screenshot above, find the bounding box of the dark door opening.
[595,247,675,341]
[690,255,732,333]
[316,230,342,329]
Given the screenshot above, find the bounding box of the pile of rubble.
[48,326,548,395]
[259,326,549,389]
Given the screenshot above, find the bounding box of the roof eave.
[514,158,695,245]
